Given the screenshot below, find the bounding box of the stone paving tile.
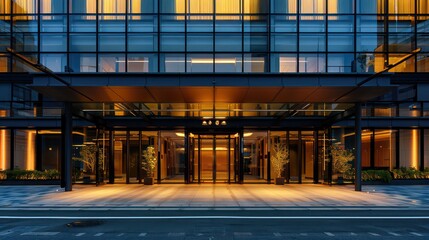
[0,184,428,208]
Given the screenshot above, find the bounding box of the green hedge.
[362,167,429,183]
[0,169,60,180]
[362,170,393,183]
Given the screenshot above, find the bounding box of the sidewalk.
[0,184,428,209]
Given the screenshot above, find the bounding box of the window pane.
[70,34,96,52]
[244,15,268,32]
[388,0,415,14]
[127,54,158,72]
[161,0,185,13]
[300,0,325,14]
[69,53,97,72]
[128,0,157,14]
[0,0,11,14]
[128,34,158,52]
[13,33,38,52]
[389,18,414,33]
[327,53,354,72]
[244,34,267,52]
[389,34,414,52]
[215,34,242,52]
[40,15,67,32]
[41,34,67,52]
[99,15,125,32]
[215,54,242,72]
[244,0,268,14]
[189,0,213,14]
[14,130,36,170]
[356,53,376,73]
[71,0,97,14]
[271,0,297,14]
[299,15,325,32]
[187,34,213,52]
[0,56,8,72]
[99,34,125,51]
[13,15,38,32]
[419,0,429,14]
[160,15,185,32]
[13,0,38,14]
[41,0,66,13]
[328,0,354,14]
[328,15,353,32]
[328,34,354,52]
[357,0,384,14]
[299,54,326,72]
[70,15,97,32]
[271,34,297,52]
[98,0,126,14]
[160,34,185,51]
[215,16,242,32]
[271,54,297,72]
[98,54,125,72]
[160,54,185,72]
[299,34,325,52]
[357,15,384,33]
[128,15,157,32]
[244,54,267,72]
[187,16,213,32]
[40,54,67,72]
[187,54,213,72]
[216,0,241,14]
[271,15,297,32]
[357,34,384,52]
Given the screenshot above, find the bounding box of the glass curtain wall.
[243,131,268,183]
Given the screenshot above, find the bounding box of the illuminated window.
[300,0,325,14]
[98,0,126,14]
[189,0,213,14]
[419,0,429,14]
[13,0,37,14]
[244,0,268,14]
[0,57,7,72]
[389,0,415,14]
[41,0,66,13]
[71,0,96,14]
[216,0,241,14]
[0,0,11,14]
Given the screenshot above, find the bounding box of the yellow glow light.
[26,131,36,170]
[412,129,419,168]
[0,130,6,170]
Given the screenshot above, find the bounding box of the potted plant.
[142,145,157,185]
[330,144,354,184]
[271,142,289,185]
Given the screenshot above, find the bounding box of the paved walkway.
[0,184,428,208]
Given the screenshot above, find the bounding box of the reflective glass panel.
[244,0,268,14]
[244,54,267,72]
[69,53,97,72]
[160,54,185,72]
[357,15,384,33]
[328,34,354,52]
[160,34,185,51]
[99,15,126,32]
[271,54,297,72]
[215,34,242,52]
[98,0,126,14]
[271,0,297,14]
[328,0,354,14]
[161,0,185,13]
[215,54,242,72]
[160,15,185,32]
[299,54,326,72]
[70,34,96,52]
[40,15,67,32]
[187,16,213,32]
[271,34,297,52]
[40,33,67,52]
[215,16,242,32]
[299,0,325,14]
[13,0,38,14]
[187,54,213,72]
[356,34,384,52]
[128,0,157,13]
[216,0,241,14]
[98,34,125,52]
[40,54,67,72]
[98,54,125,72]
[70,15,97,32]
[41,0,66,13]
[244,34,267,52]
[128,33,158,52]
[187,34,213,52]
[328,15,353,33]
[70,0,97,14]
[299,34,325,52]
[128,15,157,32]
[299,15,325,32]
[357,0,384,14]
[327,53,354,73]
[127,54,158,72]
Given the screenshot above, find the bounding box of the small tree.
[330,144,354,176]
[271,142,289,178]
[72,144,104,174]
[142,146,157,177]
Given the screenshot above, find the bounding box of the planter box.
[0,180,61,185]
[363,179,429,185]
[144,177,154,185]
[275,177,285,185]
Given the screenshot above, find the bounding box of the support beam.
[157,131,161,184]
[355,103,362,191]
[313,130,319,183]
[109,130,114,184]
[239,131,244,184]
[61,102,72,191]
[267,130,271,184]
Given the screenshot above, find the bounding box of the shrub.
[362,170,392,183]
[391,167,425,179]
[0,169,60,180]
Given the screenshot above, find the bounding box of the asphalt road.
[0,209,428,239]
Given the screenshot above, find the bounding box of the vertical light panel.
[26,131,35,170]
[411,129,419,168]
[0,130,7,170]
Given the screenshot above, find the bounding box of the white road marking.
[300,233,308,236]
[273,232,282,237]
[410,232,423,236]
[0,231,13,236]
[21,232,59,236]
[94,233,104,236]
[138,232,147,237]
[75,233,85,236]
[117,233,125,236]
[388,232,401,236]
[2,216,429,220]
[324,232,335,236]
[350,232,357,236]
[368,232,380,236]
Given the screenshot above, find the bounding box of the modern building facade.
[0,0,429,190]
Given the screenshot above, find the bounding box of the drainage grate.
[66,220,103,228]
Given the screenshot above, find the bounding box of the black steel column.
[327,128,333,185]
[355,103,362,191]
[138,131,142,184]
[198,135,201,184]
[227,136,230,184]
[157,131,161,184]
[267,130,271,184]
[213,135,216,183]
[420,128,425,171]
[370,130,375,168]
[395,130,400,168]
[10,129,14,170]
[109,130,114,184]
[239,131,244,184]
[313,130,319,184]
[184,130,189,183]
[95,128,100,186]
[61,102,72,191]
[298,131,302,184]
[126,131,130,184]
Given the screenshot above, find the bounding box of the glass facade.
[1,0,429,73]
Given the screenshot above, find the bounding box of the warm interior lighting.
[244,132,253,137]
[26,131,35,170]
[0,130,6,170]
[300,0,326,14]
[411,129,419,168]
[175,132,185,137]
[99,0,126,14]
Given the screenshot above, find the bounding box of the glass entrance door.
[192,134,236,183]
